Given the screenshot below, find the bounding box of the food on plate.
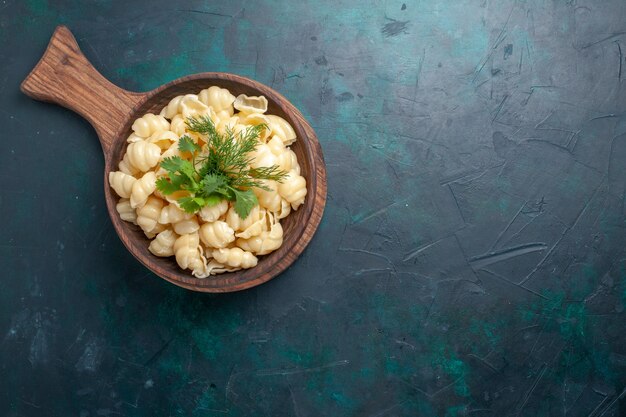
[108,86,307,277]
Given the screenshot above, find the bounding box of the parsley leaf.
[178,196,203,214]
[230,187,258,219]
[200,174,228,196]
[177,135,201,154]
[155,177,179,195]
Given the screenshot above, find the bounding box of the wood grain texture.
[21,26,327,292]
[20,26,144,153]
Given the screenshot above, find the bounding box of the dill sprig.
[155,115,287,219]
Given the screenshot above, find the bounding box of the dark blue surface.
[1,1,626,416]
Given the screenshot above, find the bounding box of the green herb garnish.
[156,116,287,219]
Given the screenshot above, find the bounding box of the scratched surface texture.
[1,0,626,416]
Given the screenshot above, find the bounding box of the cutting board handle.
[20,26,145,155]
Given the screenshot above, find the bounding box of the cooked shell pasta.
[274,199,292,220]
[278,170,307,210]
[126,141,161,172]
[148,229,178,257]
[132,113,170,138]
[225,206,264,232]
[234,210,268,239]
[172,217,200,235]
[233,94,268,114]
[147,130,178,150]
[198,200,229,223]
[109,171,137,198]
[212,247,258,269]
[204,259,237,275]
[158,204,192,225]
[199,221,235,249]
[267,135,286,156]
[126,133,143,143]
[116,198,137,224]
[265,114,297,145]
[199,86,236,118]
[118,153,139,176]
[237,222,283,255]
[110,85,307,278]
[136,196,164,233]
[173,233,207,275]
[144,222,166,239]
[170,114,187,136]
[277,149,300,175]
[130,171,157,209]
[160,94,188,119]
[248,143,278,169]
[253,180,282,213]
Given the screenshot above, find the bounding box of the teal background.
[1,0,626,416]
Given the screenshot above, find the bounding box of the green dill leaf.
[186,116,219,137]
[155,177,179,195]
[230,187,258,219]
[248,166,289,182]
[178,135,201,154]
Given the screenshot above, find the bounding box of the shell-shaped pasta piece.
[234,94,268,114]
[230,123,249,138]
[239,113,271,141]
[144,222,166,239]
[132,113,170,138]
[274,199,292,220]
[109,171,136,198]
[198,200,229,222]
[225,206,264,232]
[173,217,200,235]
[170,114,187,137]
[126,133,143,143]
[116,198,137,224]
[180,95,212,119]
[158,204,192,225]
[267,136,286,156]
[159,141,182,163]
[234,209,269,240]
[163,190,191,206]
[198,86,236,116]
[248,143,278,169]
[199,221,235,249]
[265,114,296,145]
[204,259,239,275]
[148,229,178,257]
[237,222,283,255]
[118,153,139,176]
[277,170,307,210]
[160,95,189,119]
[136,196,164,233]
[276,149,299,174]
[211,247,258,269]
[215,116,239,135]
[130,171,157,209]
[253,180,282,212]
[173,233,207,272]
[126,141,161,172]
[147,130,178,150]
